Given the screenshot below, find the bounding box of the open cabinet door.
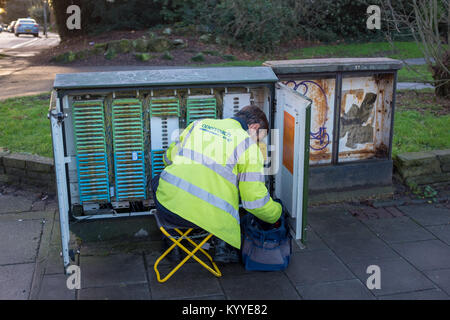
[274,83,311,243]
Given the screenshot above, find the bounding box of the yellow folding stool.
[153,210,222,283]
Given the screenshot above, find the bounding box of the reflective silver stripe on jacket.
[241,193,270,210]
[238,172,265,183]
[160,170,240,223]
[163,151,172,166]
[173,121,258,188]
[178,148,238,187]
[164,120,199,166]
[227,137,255,171]
[181,120,199,149]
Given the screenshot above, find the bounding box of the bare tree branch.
[382,0,449,96]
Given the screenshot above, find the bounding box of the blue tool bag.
[241,212,292,271]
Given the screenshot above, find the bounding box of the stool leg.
[154,228,194,283]
[172,229,222,277]
[154,228,222,282]
[173,229,222,277]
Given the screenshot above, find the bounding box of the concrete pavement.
[1,182,449,300]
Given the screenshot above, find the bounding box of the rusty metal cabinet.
[264,58,402,203]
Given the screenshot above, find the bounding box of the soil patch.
[29,28,313,67]
[396,90,450,116]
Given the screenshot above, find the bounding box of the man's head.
[235,105,269,142]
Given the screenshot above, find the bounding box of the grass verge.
[286,41,427,60]
[0,93,52,157]
[392,89,450,156]
[205,42,434,83]
[397,64,433,83]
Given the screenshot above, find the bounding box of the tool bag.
[241,212,292,271]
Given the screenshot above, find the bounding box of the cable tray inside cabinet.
[150,97,180,178]
[112,98,146,201]
[186,95,217,124]
[72,100,110,203]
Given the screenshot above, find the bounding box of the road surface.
[0,32,184,100]
[0,31,60,55]
[0,31,61,99]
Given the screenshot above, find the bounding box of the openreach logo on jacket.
[167,122,280,175]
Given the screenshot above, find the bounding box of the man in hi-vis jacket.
[151,105,281,262]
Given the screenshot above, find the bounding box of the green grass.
[397,64,433,83]
[201,60,264,67]
[0,93,52,157]
[203,42,427,68]
[392,110,450,156]
[204,42,434,83]
[287,41,427,60]
[392,90,450,156]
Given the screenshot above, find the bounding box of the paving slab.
[398,205,450,226]
[0,219,42,265]
[378,289,449,300]
[284,250,355,286]
[206,261,254,278]
[346,257,436,296]
[391,240,450,271]
[37,274,76,300]
[424,268,450,295]
[78,283,151,300]
[324,235,399,265]
[183,294,226,300]
[43,245,65,275]
[296,279,375,300]
[0,194,33,214]
[31,199,47,212]
[309,215,375,240]
[80,253,147,289]
[148,263,223,300]
[0,210,54,222]
[49,221,62,247]
[307,205,352,220]
[44,199,58,212]
[219,271,300,300]
[0,263,35,299]
[427,225,450,246]
[293,227,329,252]
[359,216,435,244]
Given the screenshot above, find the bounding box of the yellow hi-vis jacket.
[156,118,282,249]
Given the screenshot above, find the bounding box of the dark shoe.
[213,239,240,263]
[161,237,181,262]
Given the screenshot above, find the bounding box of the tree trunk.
[447,1,449,44]
[433,50,450,98]
[51,0,83,41]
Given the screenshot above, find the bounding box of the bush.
[191,52,205,62]
[156,0,387,52]
[161,51,174,60]
[53,0,165,40]
[53,0,398,51]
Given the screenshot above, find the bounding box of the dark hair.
[235,105,269,131]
